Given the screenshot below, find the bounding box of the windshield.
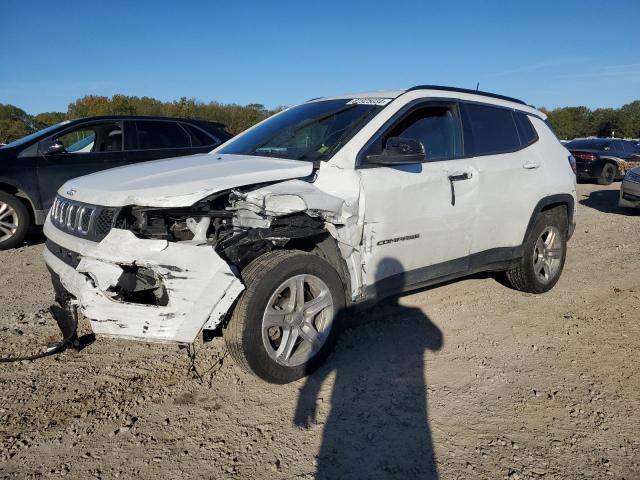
[217,99,387,161]
[0,121,71,149]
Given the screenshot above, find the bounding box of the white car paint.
[43,87,577,344]
[45,228,243,343]
[59,153,314,207]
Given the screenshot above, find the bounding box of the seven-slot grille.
[51,197,95,235]
[50,196,118,241]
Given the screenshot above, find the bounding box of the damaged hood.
[58,153,314,207]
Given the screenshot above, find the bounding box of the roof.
[312,85,542,117]
[407,85,526,105]
[68,115,227,129]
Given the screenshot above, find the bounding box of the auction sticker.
[347,97,392,106]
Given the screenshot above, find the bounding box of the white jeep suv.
[43,86,577,383]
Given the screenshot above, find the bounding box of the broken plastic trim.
[105,265,170,306]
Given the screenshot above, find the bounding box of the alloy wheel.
[532,226,563,284]
[261,274,335,367]
[0,201,19,243]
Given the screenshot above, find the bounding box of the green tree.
[34,111,68,128]
[618,101,640,138]
[0,118,31,144]
[545,106,592,140]
[0,104,36,143]
[590,108,621,138]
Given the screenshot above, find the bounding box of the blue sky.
[1,0,639,114]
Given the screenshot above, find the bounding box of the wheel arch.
[0,180,37,225]
[523,194,574,243]
[279,234,353,305]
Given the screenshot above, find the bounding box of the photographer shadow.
[295,258,443,479]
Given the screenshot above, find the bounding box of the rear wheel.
[597,163,616,185]
[503,210,567,294]
[0,192,29,251]
[224,250,345,384]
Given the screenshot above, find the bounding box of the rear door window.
[134,121,191,150]
[462,103,521,156]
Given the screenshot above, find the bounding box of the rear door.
[36,120,126,210]
[460,102,542,258]
[125,120,207,164]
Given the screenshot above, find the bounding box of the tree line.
[1,94,640,144]
[0,95,281,144]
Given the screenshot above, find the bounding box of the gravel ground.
[0,182,639,480]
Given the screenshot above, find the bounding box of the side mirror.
[46,141,66,155]
[365,137,425,165]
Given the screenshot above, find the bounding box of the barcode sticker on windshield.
[346,98,392,106]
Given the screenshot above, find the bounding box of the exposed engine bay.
[121,187,329,270]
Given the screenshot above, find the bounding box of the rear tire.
[597,163,616,185]
[224,250,345,384]
[503,209,567,294]
[0,192,29,251]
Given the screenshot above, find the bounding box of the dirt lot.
[0,182,639,480]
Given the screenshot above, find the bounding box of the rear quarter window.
[462,103,521,156]
[181,123,217,147]
[514,112,538,146]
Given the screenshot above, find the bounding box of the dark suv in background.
[565,138,640,185]
[0,116,232,249]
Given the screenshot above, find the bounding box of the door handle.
[523,162,541,169]
[448,172,472,181]
[447,172,472,206]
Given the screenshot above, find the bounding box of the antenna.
[475,82,480,91]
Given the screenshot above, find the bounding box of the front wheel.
[503,210,567,294]
[0,192,30,251]
[224,250,345,384]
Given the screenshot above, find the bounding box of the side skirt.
[359,246,522,307]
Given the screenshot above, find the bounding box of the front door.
[358,101,479,295]
[36,120,127,210]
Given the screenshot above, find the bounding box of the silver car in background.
[619,167,640,209]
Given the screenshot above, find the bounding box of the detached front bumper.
[43,224,244,344]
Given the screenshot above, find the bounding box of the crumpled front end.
[44,226,244,343]
[42,160,365,344]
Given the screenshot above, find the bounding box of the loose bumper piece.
[44,229,244,344]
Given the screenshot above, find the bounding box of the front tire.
[224,250,345,384]
[0,192,29,251]
[503,210,567,294]
[597,163,616,185]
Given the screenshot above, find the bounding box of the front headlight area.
[117,191,236,245]
[115,190,327,271]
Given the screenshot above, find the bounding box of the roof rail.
[406,85,526,105]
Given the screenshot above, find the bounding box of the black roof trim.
[406,85,526,106]
[69,115,227,128]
